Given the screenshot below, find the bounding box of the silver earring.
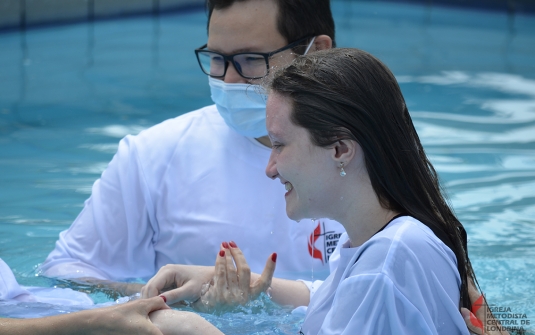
[339,163,346,177]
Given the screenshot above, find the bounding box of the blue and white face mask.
[208,37,316,138]
[209,77,268,138]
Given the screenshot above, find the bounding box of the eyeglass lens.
[197,52,268,79]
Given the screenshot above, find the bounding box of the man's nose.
[224,61,248,84]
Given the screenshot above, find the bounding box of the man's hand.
[141,264,215,306]
[83,296,169,335]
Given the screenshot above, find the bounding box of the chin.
[285,205,306,222]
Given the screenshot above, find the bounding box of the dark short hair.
[269,48,477,310]
[206,0,336,53]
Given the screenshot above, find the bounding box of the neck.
[343,206,399,247]
[331,168,399,247]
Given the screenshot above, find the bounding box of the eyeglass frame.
[194,36,313,80]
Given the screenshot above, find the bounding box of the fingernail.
[159,295,167,303]
[229,241,237,248]
[219,250,225,257]
[271,253,277,262]
[222,241,229,249]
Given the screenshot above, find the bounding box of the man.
[41,0,344,289]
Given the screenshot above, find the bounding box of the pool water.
[1,1,535,333]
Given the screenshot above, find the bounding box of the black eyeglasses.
[194,36,312,80]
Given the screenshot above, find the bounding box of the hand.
[460,279,510,335]
[0,296,169,335]
[141,265,215,306]
[85,296,169,335]
[193,241,276,312]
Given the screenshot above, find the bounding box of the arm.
[250,273,310,307]
[0,296,168,335]
[142,242,309,309]
[41,135,159,281]
[149,310,224,335]
[66,277,144,298]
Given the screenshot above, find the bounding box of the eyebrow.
[207,45,270,55]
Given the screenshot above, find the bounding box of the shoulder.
[135,105,223,144]
[350,216,458,277]
[120,105,225,157]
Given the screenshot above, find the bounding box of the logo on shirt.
[308,221,342,264]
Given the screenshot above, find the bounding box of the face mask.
[209,77,268,138]
[209,37,317,138]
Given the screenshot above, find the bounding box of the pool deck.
[1,0,535,32]
[0,0,204,31]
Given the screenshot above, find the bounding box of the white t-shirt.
[300,216,469,335]
[41,105,345,282]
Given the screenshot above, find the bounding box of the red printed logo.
[308,222,324,264]
[308,221,342,264]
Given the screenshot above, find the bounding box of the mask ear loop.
[303,36,316,55]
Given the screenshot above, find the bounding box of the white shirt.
[0,258,94,318]
[300,216,469,335]
[41,105,345,282]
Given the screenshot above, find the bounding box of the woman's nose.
[265,153,278,180]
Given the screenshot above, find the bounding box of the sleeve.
[296,279,325,303]
[40,135,159,281]
[298,233,348,302]
[318,273,437,335]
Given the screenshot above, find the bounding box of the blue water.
[1,1,535,333]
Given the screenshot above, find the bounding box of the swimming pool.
[1,0,534,333]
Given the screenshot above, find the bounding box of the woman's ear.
[313,35,332,52]
[331,139,357,166]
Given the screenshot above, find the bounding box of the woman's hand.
[141,265,215,306]
[193,241,276,312]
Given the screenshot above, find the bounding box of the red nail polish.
[219,250,225,257]
[160,295,167,303]
[229,241,237,248]
[271,253,277,262]
[222,242,229,249]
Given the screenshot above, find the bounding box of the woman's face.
[265,93,337,221]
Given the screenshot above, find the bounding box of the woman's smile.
[284,182,293,196]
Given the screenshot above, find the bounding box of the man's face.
[207,0,296,84]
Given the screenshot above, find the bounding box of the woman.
[262,47,474,334]
[143,48,505,335]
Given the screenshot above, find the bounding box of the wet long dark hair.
[269,48,476,309]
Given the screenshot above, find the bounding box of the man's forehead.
[207,0,285,54]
